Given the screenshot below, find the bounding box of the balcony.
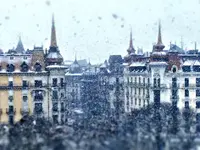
[6,108,16,115]
[20,108,30,115]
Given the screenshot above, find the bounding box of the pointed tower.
[50,14,57,48]
[15,36,25,53]
[154,21,165,52]
[45,14,63,66]
[127,28,135,55]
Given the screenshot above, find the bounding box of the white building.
[124,22,200,113]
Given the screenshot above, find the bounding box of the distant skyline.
[0,0,200,63]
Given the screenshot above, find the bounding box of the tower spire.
[50,14,57,47]
[154,20,165,51]
[127,27,135,54]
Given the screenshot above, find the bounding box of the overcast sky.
[0,0,200,63]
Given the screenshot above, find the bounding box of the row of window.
[52,102,65,112]
[7,78,64,88]
[182,66,200,72]
[127,77,150,84]
[8,96,28,102]
[184,78,200,87]
[184,89,200,97]
[127,87,147,95]
[126,98,149,109]
[3,62,42,72]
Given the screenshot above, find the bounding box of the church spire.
[50,14,57,47]
[15,35,25,53]
[127,27,135,54]
[154,20,165,51]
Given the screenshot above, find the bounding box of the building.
[45,15,67,124]
[0,14,67,124]
[124,21,200,114]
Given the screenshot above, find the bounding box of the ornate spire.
[15,35,25,53]
[50,14,57,47]
[154,20,165,51]
[127,28,135,54]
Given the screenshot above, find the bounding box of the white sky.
[0,0,200,63]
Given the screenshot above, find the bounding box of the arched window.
[7,64,15,72]
[171,65,177,73]
[21,62,29,72]
[34,62,42,72]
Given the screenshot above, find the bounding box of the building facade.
[124,22,200,114]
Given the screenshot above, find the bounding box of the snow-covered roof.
[65,72,83,76]
[46,65,67,69]
[182,60,195,66]
[122,63,129,66]
[152,51,167,55]
[149,62,168,66]
[193,60,200,66]
[130,62,146,67]
[100,63,106,68]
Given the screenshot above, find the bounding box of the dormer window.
[7,64,15,72]
[34,62,42,72]
[171,66,177,73]
[21,62,29,72]
[10,56,14,60]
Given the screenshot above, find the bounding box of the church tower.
[45,14,64,66]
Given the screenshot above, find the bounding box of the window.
[148,78,150,85]
[22,80,28,88]
[61,102,64,112]
[34,62,42,72]
[197,78,200,87]
[185,101,189,109]
[34,91,43,101]
[23,96,28,102]
[139,99,141,106]
[172,78,177,88]
[23,56,27,60]
[131,77,133,83]
[9,106,14,113]
[52,90,58,99]
[60,78,64,87]
[35,80,42,88]
[182,66,191,72]
[34,103,43,113]
[196,101,200,109]
[52,78,57,87]
[7,64,15,72]
[116,78,119,83]
[8,81,13,88]
[139,88,141,95]
[9,116,14,125]
[135,98,137,105]
[185,78,189,87]
[196,90,200,97]
[143,78,145,84]
[185,89,189,97]
[153,78,156,87]
[52,103,58,111]
[53,115,58,124]
[9,96,13,102]
[20,62,29,72]
[172,66,177,73]
[139,77,141,84]
[135,77,137,83]
[158,78,160,87]
[127,77,129,83]
[10,56,14,60]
